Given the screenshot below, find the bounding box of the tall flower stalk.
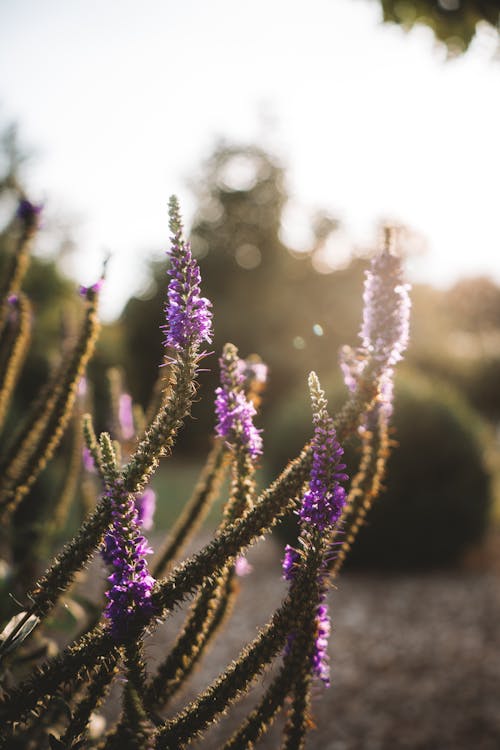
[283,373,348,690]
[103,197,213,640]
[162,195,212,355]
[334,228,411,581]
[123,196,212,493]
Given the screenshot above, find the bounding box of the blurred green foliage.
[377,0,500,52]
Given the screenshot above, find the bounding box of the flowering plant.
[0,194,410,749]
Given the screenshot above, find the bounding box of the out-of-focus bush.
[121,141,361,454]
[268,370,492,570]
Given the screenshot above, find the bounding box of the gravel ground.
[139,532,500,750]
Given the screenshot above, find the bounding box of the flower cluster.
[118,392,135,440]
[340,240,410,404]
[282,373,348,686]
[162,195,212,353]
[361,247,411,367]
[312,599,331,685]
[215,344,263,459]
[135,486,156,531]
[282,544,299,581]
[300,410,348,531]
[102,486,156,638]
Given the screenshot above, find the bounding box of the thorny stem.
[329,407,390,579]
[0,292,31,431]
[0,289,100,518]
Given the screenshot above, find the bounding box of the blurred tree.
[406,276,500,423]
[187,143,354,398]
[346,371,492,569]
[376,0,500,51]
[445,276,500,335]
[121,141,368,452]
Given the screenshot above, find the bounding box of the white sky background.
[1,0,499,320]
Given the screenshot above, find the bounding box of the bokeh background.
[1,1,500,748]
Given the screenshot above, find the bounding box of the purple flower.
[77,377,87,398]
[340,246,411,400]
[281,374,345,687]
[338,344,366,394]
[118,392,135,440]
[214,344,262,458]
[360,248,411,369]
[135,486,156,531]
[235,555,253,577]
[82,447,96,474]
[162,196,212,352]
[102,486,156,639]
[16,198,42,229]
[299,377,348,532]
[79,278,104,297]
[282,544,299,581]
[283,598,331,687]
[339,244,410,427]
[312,600,331,686]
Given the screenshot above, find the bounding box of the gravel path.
[142,532,500,750]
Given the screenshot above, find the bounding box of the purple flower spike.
[312,600,331,686]
[282,544,299,581]
[102,485,156,639]
[281,377,345,689]
[135,486,156,531]
[118,392,135,440]
[339,237,410,424]
[360,246,411,368]
[162,196,212,353]
[82,447,96,474]
[215,344,263,459]
[299,373,348,532]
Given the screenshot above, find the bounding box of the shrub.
[268,370,492,570]
[347,373,492,569]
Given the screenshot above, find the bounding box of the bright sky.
[1,0,499,319]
